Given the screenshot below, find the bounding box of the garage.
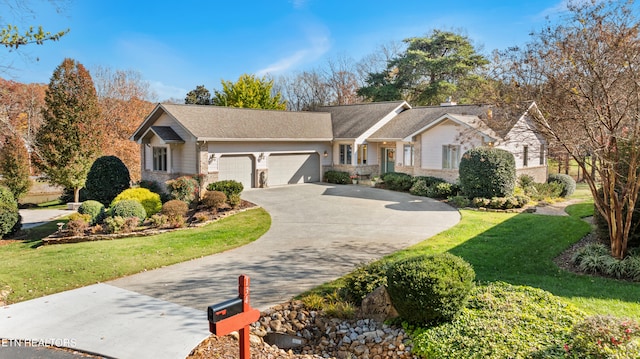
[268,153,320,186]
[218,155,254,188]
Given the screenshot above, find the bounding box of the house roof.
[131,104,333,142]
[317,101,409,139]
[369,104,523,141]
[150,126,184,143]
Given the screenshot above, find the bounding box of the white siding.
[155,114,197,174]
[498,114,546,169]
[420,120,482,169]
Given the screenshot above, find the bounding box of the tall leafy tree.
[184,85,211,105]
[502,0,640,259]
[358,30,489,105]
[212,74,286,110]
[0,133,31,199]
[92,66,154,183]
[35,58,102,203]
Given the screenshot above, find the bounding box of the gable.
[319,101,409,139]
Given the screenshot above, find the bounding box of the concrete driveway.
[0,184,459,359]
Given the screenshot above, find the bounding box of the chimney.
[440,96,456,107]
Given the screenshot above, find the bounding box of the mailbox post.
[207,275,260,359]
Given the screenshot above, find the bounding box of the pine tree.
[0,134,31,200]
[35,58,102,203]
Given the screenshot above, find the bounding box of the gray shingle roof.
[369,104,521,141]
[317,101,408,139]
[132,104,333,142]
[150,126,184,143]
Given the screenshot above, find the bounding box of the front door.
[382,148,395,174]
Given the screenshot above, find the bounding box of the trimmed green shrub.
[517,174,535,189]
[342,260,391,305]
[228,193,242,208]
[0,185,19,238]
[78,200,106,225]
[139,180,171,203]
[110,199,146,224]
[111,188,161,218]
[387,253,475,325]
[166,176,199,205]
[412,176,447,187]
[201,190,227,211]
[85,156,131,206]
[381,172,412,192]
[409,178,430,196]
[148,214,169,229]
[567,315,640,358]
[429,182,457,199]
[410,282,585,359]
[206,180,244,199]
[0,202,19,238]
[448,195,470,208]
[103,216,139,234]
[547,173,576,197]
[324,170,350,184]
[459,147,516,199]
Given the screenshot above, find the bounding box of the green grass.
[307,208,640,319]
[0,208,270,303]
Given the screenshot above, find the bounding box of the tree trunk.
[74,187,80,203]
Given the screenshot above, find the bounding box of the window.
[357,144,368,164]
[403,144,414,166]
[523,145,529,167]
[539,145,545,165]
[442,145,460,169]
[153,147,167,171]
[339,144,352,165]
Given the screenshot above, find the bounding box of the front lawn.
[0,208,270,303]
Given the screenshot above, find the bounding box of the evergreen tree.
[358,30,489,105]
[212,74,286,110]
[0,134,31,200]
[35,58,102,203]
[184,85,211,105]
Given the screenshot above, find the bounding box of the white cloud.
[536,0,601,19]
[290,0,307,9]
[256,27,330,76]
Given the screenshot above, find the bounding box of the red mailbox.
[207,275,260,359]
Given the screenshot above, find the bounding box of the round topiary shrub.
[78,200,106,225]
[547,173,576,197]
[111,188,161,218]
[110,199,146,224]
[161,200,189,218]
[342,260,391,305]
[85,156,131,206]
[459,147,516,199]
[387,253,475,325]
[201,190,227,210]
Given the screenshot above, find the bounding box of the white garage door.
[268,153,320,186]
[219,155,254,189]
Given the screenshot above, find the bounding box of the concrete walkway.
[0,184,460,359]
[19,208,73,229]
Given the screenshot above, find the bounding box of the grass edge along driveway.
[0,208,270,304]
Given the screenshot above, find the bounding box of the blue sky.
[2,0,571,101]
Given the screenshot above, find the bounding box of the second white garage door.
[218,155,254,189]
[268,153,320,186]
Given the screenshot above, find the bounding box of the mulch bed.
[41,200,257,245]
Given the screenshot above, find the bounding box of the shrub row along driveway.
[0,183,460,359]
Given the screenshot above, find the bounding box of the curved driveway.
[109,183,460,309]
[0,184,459,359]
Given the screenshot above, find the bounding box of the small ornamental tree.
[85,156,131,206]
[459,147,516,199]
[0,185,19,238]
[0,134,31,200]
[35,58,102,203]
